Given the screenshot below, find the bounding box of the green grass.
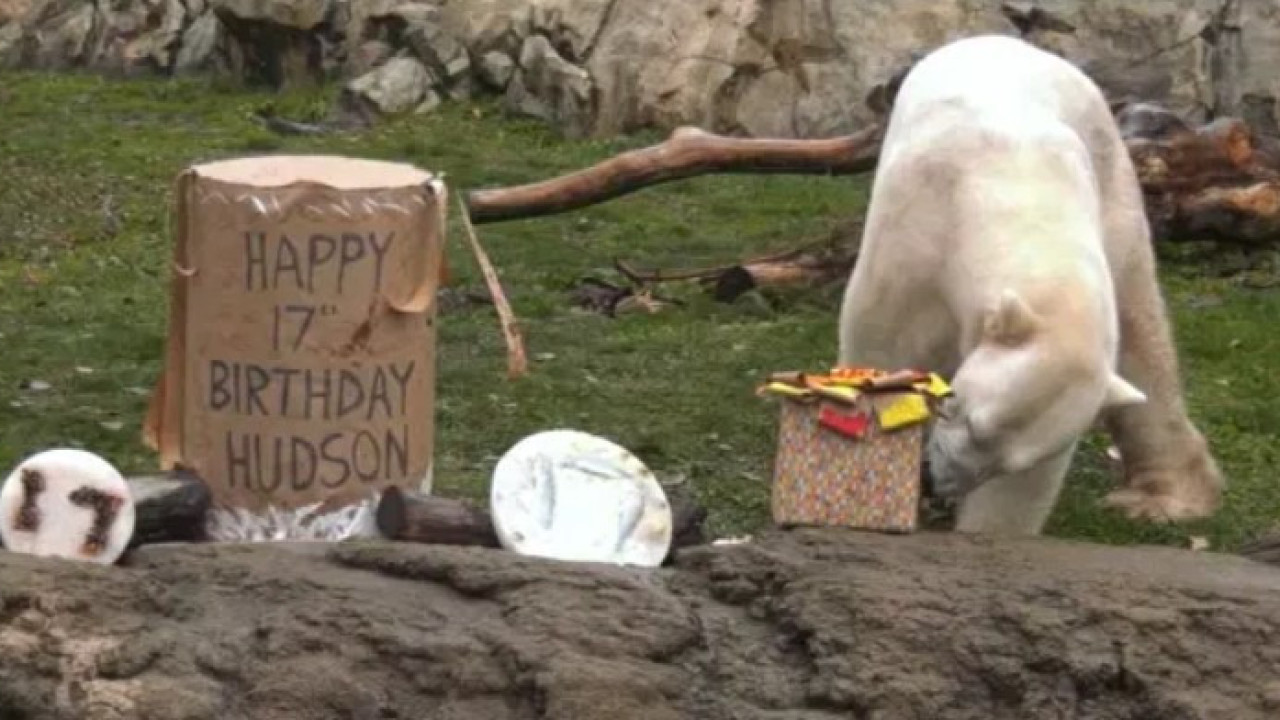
[1,70,1277,549]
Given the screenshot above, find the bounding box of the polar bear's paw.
[1100,435,1224,523]
[1101,487,1215,522]
[1102,464,1222,523]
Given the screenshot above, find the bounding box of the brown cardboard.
[144,155,445,519]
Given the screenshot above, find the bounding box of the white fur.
[838,35,1162,535]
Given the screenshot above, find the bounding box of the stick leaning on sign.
[456,196,528,380]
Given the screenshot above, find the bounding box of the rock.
[437,0,529,58]
[1017,0,1223,124]
[346,38,392,77]
[1234,0,1280,137]
[0,22,23,66]
[528,0,614,62]
[212,0,332,87]
[92,0,188,74]
[6,0,1280,143]
[413,87,441,114]
[393,3,470,87]
[24,0,98,69]
[478,49,514,89]
[342,56,435,116]
[504,34,594,138]
[0,0,34,24]
[2,530,1280,718]
[213,0,329,29]
[172,11,223,74]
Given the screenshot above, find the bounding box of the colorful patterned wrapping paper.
[762,368,949,534]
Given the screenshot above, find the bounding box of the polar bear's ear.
[1103,374,1147,408]
[983,289,1039,346]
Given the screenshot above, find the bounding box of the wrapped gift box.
[760,368,950,534]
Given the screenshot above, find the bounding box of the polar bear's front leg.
[953,444,1076,535]
[1101,258,1224,522]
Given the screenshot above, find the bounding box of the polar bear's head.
[925,289,1147,498]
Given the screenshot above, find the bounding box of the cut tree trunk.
[463,103,1280,248]
[375,486,501,548]
[126,473,212,548]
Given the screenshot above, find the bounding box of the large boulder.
[92,0,189,75]
[2,0,99,69]
[503,33,595,138]
[210,0,333,87]
[340,55,438,116]
[1,531,1279,718]
[172,10,225,74]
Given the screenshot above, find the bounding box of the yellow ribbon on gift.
[875,393,932,429]
[913,373,953,398]
[763,381,811,398]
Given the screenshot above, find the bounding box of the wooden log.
[126,473,211,548]
[375,486,501,547]
[1118,103,1280,247]
[375,485,713,560]
[464,124,884,224]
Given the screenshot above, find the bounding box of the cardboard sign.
[144,156,445,533]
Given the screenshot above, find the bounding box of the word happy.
[242,231,394,294]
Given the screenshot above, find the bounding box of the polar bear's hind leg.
[1098,177,1225,522]
[1101,259,1224,521]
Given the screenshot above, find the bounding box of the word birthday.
[207,359,416,421]
[242,230,394,294]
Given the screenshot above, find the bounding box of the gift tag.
[490,430,673,567]
[0,448,136,565]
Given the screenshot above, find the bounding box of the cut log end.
[125,473,212,549]
[375,485,410,539]
[375,487,501,548]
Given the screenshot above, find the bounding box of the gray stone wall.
[1,0,1276,139]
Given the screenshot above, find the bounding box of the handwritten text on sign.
[203,229,418,495]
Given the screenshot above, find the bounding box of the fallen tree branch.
[614,220,863,302]
[464,124,884,224]
[464,99,1280,248]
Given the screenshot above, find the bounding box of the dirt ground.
[2,529,1279,719]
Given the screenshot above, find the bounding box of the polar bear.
[837,35,1224,535]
